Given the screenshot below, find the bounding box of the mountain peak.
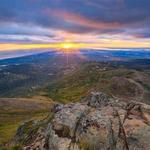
[12,92,150,150]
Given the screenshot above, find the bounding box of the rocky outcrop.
[110,77,142,100]
[14,92,150,150]
[87,91,110,108]
[123,102,150,125]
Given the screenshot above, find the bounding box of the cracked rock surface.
[14,92,150,150]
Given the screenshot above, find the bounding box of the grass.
[0,122,20,147]
[0,110,49,147]
[0,97,52,148]
[43,62,150,104]
[79,138,102,150]
[0,62,149,148]
[44,63,137,103]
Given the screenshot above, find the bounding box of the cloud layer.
[0,0,150,48]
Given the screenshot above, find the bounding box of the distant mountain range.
[0,50,149,104]
[0,49,150,61]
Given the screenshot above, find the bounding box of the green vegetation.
[45,63,146,103]
[79,138,101,150]
[0,97,52,148]
[0,110,49,146]
[0,54,150,150]
[43,62,150,104]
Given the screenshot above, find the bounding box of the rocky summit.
[13,92,150,150]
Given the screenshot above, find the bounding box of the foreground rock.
[13,92,150,150]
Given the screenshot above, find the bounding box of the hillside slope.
[0,97,52,146]
[45,62,150,104]
[8,92,150,150]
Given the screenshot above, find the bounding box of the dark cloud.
[0,0,150,42]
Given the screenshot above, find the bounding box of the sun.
[62,43,73,49]
[60,42,77,53]
[58,42,85,53]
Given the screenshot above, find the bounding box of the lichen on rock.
[13,92,150,150]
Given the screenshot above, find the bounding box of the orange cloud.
[51,10,121,30]
[0,40,150,52]
[0,43,85,51]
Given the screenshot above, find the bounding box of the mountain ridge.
[6,91,150,150]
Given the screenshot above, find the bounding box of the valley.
[0,50,150,149]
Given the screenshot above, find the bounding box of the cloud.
[0,0,149,45]
[0,34,56,43]
[0,22,55,36]
[51,10,122,30]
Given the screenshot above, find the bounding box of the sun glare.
[60,42,79,53]
[61,43,73,49]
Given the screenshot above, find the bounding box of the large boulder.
[87,92,110,108]
[14,92,150,150]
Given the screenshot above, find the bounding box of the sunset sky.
[0,0,150,51]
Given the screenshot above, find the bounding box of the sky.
[0,0,150,51]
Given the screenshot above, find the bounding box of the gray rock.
[51,103,64,113]
[13,92,150,150]
[87,91,110,108]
